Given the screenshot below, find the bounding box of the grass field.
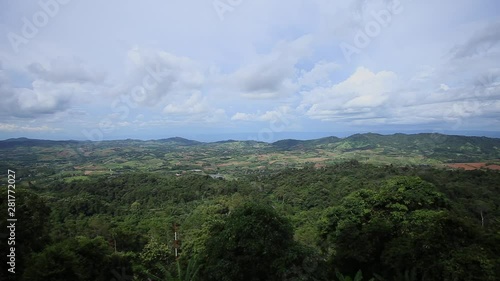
[2,134,499,182]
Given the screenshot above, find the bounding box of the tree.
[319,176,497,280]
[135,236,174,279]
[147,256,201,281]
[0,189,51,280]
[201,203,295,281]
[22,236,115,281]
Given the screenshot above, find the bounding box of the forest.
[1,160,499,281]
[2,0,499,279]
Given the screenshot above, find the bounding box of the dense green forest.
[1,161,499,281]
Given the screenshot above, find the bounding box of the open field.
[445,162,500,170]
[1,134,500,281]
[1,133,499,184]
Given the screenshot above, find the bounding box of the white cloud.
[115,47,205,106]
[298,61,341,88]
[439,84,450,91]
[162,92,227,123]
[231,105,294,122]
[163,92,209,115]
[222,35,313,99]
[1,78,76,118]
[0,123,61,132]
[0,55,109,119]
[231,112,254,121]
[27,57,105,84]
[1,0,500,139]
[301,67,398,120]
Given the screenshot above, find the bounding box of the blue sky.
[0,0,499,142]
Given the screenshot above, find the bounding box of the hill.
[1,134,499,280]
[0,133,499,184]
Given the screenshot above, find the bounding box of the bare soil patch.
[446,162,500,171]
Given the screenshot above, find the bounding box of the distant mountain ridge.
[1,133,499,148]
[2,132,500,162]
[2,133,499,178]
[0,137,80,148]
[155,137,202,146]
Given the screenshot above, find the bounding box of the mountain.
[156,137,202,146]
[335,133,500,162]
[271,139,306,150]
[0,137,80,149]
[1,133,499,164]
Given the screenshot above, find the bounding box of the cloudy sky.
[0,0,499,141]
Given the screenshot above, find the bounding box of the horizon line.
[2,130,500,143]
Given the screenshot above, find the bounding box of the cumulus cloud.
[7,83,78,118]
[162,92,227,123]
[223,35,313,99]
[116,47,205,106]
[0,72,99,118]
[300,67,398,121]
[344,69,500,127]
[0,123,61,132]
[163,92,209,115]
[1,0,499,138]
[231,105,294,122]
[27,57,106,84]
[297,61,500,128]
[298,61,341,88]
[231,112,254,121]
[0,56,110,120]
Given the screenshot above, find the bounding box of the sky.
[0,0,499,142]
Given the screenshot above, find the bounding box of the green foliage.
[22,236,116,281]
[373,268,418,281]
[137,236,174,278]
[0,189,51,280]
[147,257,200,281]
[201,203,295,281]
[280,243,328,281]
[7,160,499,281]
[320,176,498,280]
[336,269,374,281]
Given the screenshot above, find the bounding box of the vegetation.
[1,134,499,280]
[1,133,499,188]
